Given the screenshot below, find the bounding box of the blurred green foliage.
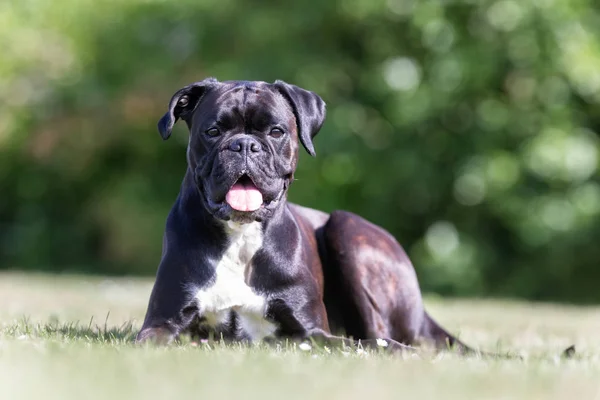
[1,0,600,302]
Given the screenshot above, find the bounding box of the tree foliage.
[1,0,599,302]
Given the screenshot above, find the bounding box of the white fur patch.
[194,221,276,341]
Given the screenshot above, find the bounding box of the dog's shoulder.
[288,203,330,230]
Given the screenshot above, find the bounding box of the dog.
[135,78,492,354]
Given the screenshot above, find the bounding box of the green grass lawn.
[1,272,599,400]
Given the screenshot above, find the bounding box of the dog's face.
[158,79,326,223]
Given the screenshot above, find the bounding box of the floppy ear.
[157,77,218,140]
[274,80,326,156]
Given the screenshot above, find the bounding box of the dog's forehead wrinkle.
[208,87,290,130]
[215,108,243,130]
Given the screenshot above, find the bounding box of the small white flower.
[376,338,388,348]
[323,346,331,354]
[552,355,561,366]
[298,342,312,351]
[356,348,366,356]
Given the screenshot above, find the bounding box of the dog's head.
[158,78,326,223]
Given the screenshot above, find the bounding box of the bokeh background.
[1,0,599,303]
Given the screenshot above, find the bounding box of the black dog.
[136,78,484,353]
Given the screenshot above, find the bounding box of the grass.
[1,272,599,400]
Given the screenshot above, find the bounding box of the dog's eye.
[177,95,190,108]
[205,127,220,137]
[269,127,284,138]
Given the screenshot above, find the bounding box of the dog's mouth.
[198,171,289,221]
[224,174,264,212]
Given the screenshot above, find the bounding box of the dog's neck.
[176,169,219,228]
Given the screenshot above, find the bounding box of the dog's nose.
[229,137,262,153]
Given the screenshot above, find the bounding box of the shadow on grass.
[4,314,137,344]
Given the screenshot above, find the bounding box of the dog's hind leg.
[321,210,486,354]
[321,210,425,345]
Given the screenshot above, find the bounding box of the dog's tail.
[420,311,576,359]
[421,311,522,359]
[420,311,478,355]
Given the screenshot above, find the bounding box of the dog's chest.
[193,221,276,340]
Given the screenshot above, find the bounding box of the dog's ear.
[274,80,326,156]
[157,77,218,140]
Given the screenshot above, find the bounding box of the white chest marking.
[194,221,276,341]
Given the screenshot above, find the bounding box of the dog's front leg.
[136,263,198,345]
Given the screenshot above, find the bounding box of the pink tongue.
[225,180,264,212]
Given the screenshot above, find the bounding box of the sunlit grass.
[1,272,599,400]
